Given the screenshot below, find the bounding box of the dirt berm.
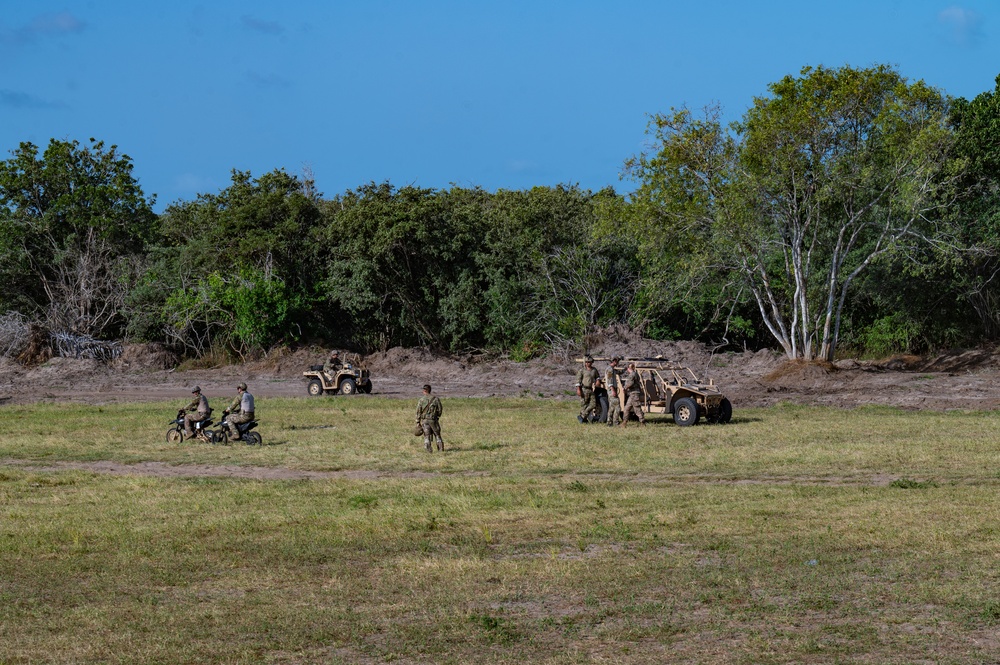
[1,337,999,411]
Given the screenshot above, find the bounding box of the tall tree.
[628,65,958,360]
[0,139,157,337]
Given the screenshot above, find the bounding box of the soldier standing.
[224,382,255,441]
[604,356,624,427]
[183,386,210,440]
[416,384,444,452]
[620,362,646,428]
[575,355,600,423]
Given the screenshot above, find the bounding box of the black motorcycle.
[166,409,217,444]
[214,413,262,445]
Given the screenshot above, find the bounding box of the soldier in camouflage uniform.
[323,350,344,383]
[183,386,211,440]
[620,362,646,428]
[604,356,624,427]
[575,355,600,423]
[416,384,444,452]
[223,382,255,441]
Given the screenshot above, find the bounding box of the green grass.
[2,397,1000,663]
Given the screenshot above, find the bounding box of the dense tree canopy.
[4,64,1000,361]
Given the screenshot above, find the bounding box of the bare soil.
[2,330,1000,412]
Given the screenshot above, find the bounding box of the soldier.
[183,386,210,440]
[575,355,600,423]
[224,382,255,441]
[620,362,646,428]
[604,356,624,427]
[323,350,344,383]
[415,384,444,452]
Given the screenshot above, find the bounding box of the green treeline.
[4,64,1000,361]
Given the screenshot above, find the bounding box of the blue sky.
[2,1,998,211]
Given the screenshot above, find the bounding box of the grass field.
[2,397,1000,663]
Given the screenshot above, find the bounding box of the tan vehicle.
[303,357,372,396]
[581,356,732,426]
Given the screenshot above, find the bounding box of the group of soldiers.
[181,382,256,441]
[575,356,646,428]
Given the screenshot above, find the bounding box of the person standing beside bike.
[224,382,255,441]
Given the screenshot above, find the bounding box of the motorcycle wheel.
[166,428,182,443]
[245,432,262,446]
[204,430,217,444]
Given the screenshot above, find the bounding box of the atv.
[303,356,372,396]
[579,356,732,426]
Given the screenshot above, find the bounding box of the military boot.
[436,439,444,452]
[424,438,433,453]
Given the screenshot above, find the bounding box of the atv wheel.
[339,378,357,395]
[673,397,699,427]
[718,397,733,424]
[360,381,373,394]
[166,428,182,443]
[245,432,262,446]
[307,379,324,397]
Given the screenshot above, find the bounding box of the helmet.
[330,350,339,357]
[191,386,201,393]
[584,355,594,363]
[237,382,247,391]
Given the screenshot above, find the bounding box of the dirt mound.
[115,343,179,371]
[762,359,837,385]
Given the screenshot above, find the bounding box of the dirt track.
[2,336,1000,411]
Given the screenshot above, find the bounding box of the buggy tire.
[307,379,324,397]
[673,397,699,427]
[596,392,609,423]
[339,378,357,395]
[166,428,182,443]
[718,397,733,424]
[245,432,262,446]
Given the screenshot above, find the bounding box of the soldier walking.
[620,362,646,428]
[575,355,600,423]
[416,384,444,452]
[224,382,255,441]
[183,386,210,440]
[604,356,624,427]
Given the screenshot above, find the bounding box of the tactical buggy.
[580,356,732,426]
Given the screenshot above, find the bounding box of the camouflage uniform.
[604,361,624,427]
[323,353,344,383]
[620,367,645,427]
[416,390,444,452]
[225,384,255,440]
[575,363,600,423]
[183,390,210,438]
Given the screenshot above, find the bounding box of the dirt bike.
[166,409,217,444]
[214,412,262,445]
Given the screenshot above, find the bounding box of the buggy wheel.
[307,379,324,397]
[673,397,699,427]
[166,428,182,443]
[245,432,262,446]
[339,378,357,395]
[718,397,733,424]
[596,392,609,423]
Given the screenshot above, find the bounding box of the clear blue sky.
[2,1,998,211]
